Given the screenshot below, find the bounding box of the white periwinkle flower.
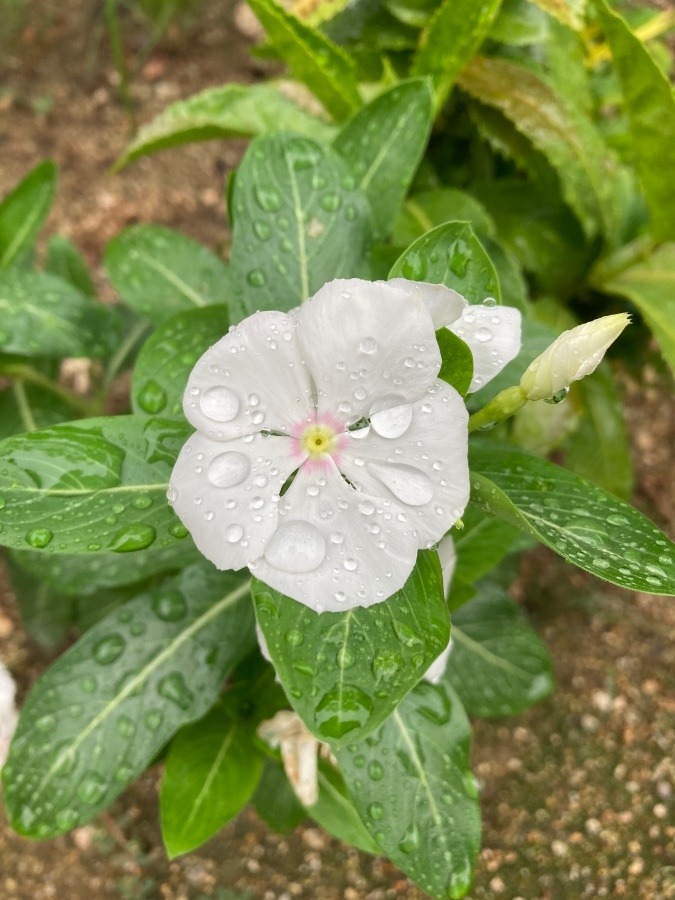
[0,663,18,770]
[170,278,520,612]
[258,710,334,806]
[424,534,456,685]
[520,313,631,401]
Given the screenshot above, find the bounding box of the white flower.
[258,710,335,806]
[389,279,522,393]
[0,663,17,770]
[520,313,630,401]
[424,535,456,685]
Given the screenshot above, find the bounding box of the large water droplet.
[152,590,187,622]
[93,634,126,664]
[359,337,378,355]
[370,397,413,439]
[544,387,569,405]
[368,462,434,506]
[207,451,250,488]
[372,650,404,682]
[109,523,156,552]
[264,521,326,574]
[254,185,282,212]
[315,684,373,739]
[225,523,244,543]
[77,772,106,805]
[25,528,53,549]
[137,379,167,414]
[199,386,240,422]
[158,672,195,710]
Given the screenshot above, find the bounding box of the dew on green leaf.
[93,634,126,665]
[109,523,156,552]
[25,528,53,549]
[284,628,304,647]
[145,710,163,731]
[152,590,187,622]
[137,379,167,414]
[77,772,106,805]
[157,672,195,710]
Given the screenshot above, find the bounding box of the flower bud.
[520,314,630,401]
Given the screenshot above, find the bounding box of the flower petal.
[294,278,440,426]
[169,431,301,570]
[437,533,457,599]
[337,380,470,547]
[448,305,521,393]
[252,461,418,612]
[388,278,467,329]
[183,310,315,440]
[424,637,454,685]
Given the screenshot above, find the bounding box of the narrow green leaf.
[231,133,372,320]
[411,0,502,109]
[131,306,229,419]
[436,329,474,396]
[2,563,255,836]
[251,758,306,833]
[594,0,675,241]
[105,225,232,323]
[115,83,336,169]
[490,0,550,45]
[389,221,501,303]
[469,442,675,596]
[334,681,481,899]
[45,236,95,297]
[310,759,381,854]
[598,242,675,373]
[393,188,495,247]
[453,503,528,586]
[252,551,449,745]
[0,385,75,441]
[333,79,433,241]
[458,56,621,239]
[445,581,554,717]
[0,416,190,555]
[246,0,361,120]
[0,271,115,358]
[161,696,264,857]
[0,161,57,269]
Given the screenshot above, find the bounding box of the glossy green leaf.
[0,271,114,358]
[528,0,585,29]
[252,551,449,745]
[45,236,95,296]
[565,363,633,499]
[411,0,502,109]
[389,221,501,304]
[594,0,675,241]
[393,189,495,247]
[161,695,264,857]
[489,0,550,45]
[0,415,190,555]
[458,56,621,239]
[2,563,255,836]
[246,0,361,121]
[310,758,381,854]
[0,385,75,440]
[0,161,57,269]
[436,329,474,396]
[333,80,433,241]
[598,242,675,373]
[445,582,554,717]
[334,681,480,899]
[115,83,336,169]
[251,758,306,833]
[105,225,232,323]
[482,237,529,312]
[469,442,675,596]
[131,306,229,419]
[230,133,372,320]
[453,503,529,587]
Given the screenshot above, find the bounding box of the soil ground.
[0,2,674,898]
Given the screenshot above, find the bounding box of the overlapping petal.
[449,304,522,393]
[294,279,441,426]
[169,431,301,570]
[424,535,456,684]
[388,278,467,329]
[183,310,315,440]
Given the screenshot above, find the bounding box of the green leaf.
[131,306,229,418]
[469,442,675,596]
[0,271,114,358]
[105,225,231,324]
[230,133,372,320]
[2,563,255,837]
[0,385,75,440]
[251,758,306,833]
[458,56,621,239]
[45,236,95,296]
[527,0,585,29]
[334,681,480,899]
[333,79,433,241]
[160,695,264,857]
[252,551,449,745]
[489,0,550,45]
[393,188,495,247]
[0,161,57,269]
[445,581,554,717]
[453,503,529,587]
[246,0,361,121]
[594,0,675,241]
[436,329,474,396]
[597,242,675,373]
[115,83,336,169]
[0,415,190,555]
[411,0,502,110]
[565,363,633,499]
[310,758,381,854]
[482,237,529,312]
[389,221,501,303]
[5,554,75,647]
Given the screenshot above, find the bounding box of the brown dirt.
[1,2,674,898]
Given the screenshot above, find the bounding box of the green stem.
[0,364,102,417]
[12,380,38,432]
[468,385,527,433]
[105,0,136,131]
[103,319,150,392]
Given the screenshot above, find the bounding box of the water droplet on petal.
[367,462,434,506]
[264,521,326,573]
[200,386,240,422]
[225,524,244,543]
[207,451,250,488]
[370,397,413,439]
[359,337,378,355]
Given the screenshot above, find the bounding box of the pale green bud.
[520,314,631,401]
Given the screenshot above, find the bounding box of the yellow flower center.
[301,423,338,459]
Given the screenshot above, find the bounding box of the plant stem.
[468,386,527,433]
[0,364,102,417]
[12,380,37,432]
[103,319,150,392]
